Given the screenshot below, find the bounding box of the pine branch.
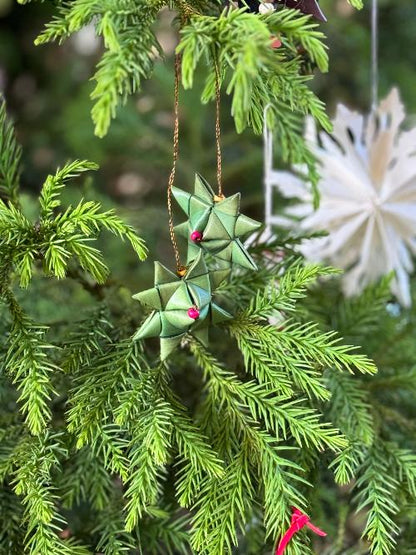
[2,292,57,436]
[95,498,136,555]
[124,399,173,530]
[39,160,98,219]
[12,432,90,554]
[58,446,114,511]
[191,448,255,554]
[326,371,375,445]
[245,263,338,319]
[179,8,330,135]
[0,99,21,206]
[34,0,165,137]
[139,510,191,555]
[354,445,401,555]
[168,394,225,508]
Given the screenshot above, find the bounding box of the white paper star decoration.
[265,89,416,306]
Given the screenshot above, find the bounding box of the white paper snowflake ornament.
[265,89,416,307]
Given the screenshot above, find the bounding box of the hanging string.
[167,54,225,272]
[167,53,183,274]
[370,0,379,112]
[214,63,224,199]
[263,104,273,234]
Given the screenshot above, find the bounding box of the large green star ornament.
[172,174,261,270]
[133,251,231,360]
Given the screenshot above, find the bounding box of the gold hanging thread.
[167,53,185,275]
[167,56,225,274]
[214,63,224,201]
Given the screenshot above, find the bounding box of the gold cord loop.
[215,63,223,199]
[167,53,183,273]
[167,55,225,273]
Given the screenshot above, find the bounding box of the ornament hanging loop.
[167,53,184,275]
[215,62,224,200]
[370,0,379,112]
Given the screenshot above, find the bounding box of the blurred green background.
[1,0,416,294]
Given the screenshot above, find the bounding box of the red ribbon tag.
[276,507,327,555]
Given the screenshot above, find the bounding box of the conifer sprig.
[178,8,329,129]
[0,156,147,287]
[190,340,309,553]
[12,432,90,554]
[28,0,336,148]
[303,276,416,554]
[2,291,57,436]
[0,100,21,206]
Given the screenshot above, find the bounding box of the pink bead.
[187,307,200,320]
[190,230,203,243]
[271,37,282,49]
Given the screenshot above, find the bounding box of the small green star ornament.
[172,174,261,270]
[133,251,231,360]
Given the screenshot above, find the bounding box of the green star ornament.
[133,251,231,360]
[172,174,261,270]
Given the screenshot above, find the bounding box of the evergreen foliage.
[0,100,382,554]
[27,0,332,185]
[3,0,416,553]
[299,275,416,554]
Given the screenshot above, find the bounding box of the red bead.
[190,230,203,243]
[271,36,282,49]
[187,307,200,320]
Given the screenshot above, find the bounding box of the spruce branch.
[139,510,191,555]
[233,319,377,375]
[330,442,366,486]
[0,154,147,287]
[326,371,375,445]
[2,292,57,436]
[262,8,329,71]
[95,497,136,555]
[58,446,114,512]
[168,395,225,508]
[12,432,90,554]
[191,448,255,554]
[179,8,330,135]
[192,338,346,452]
[62,305,113,374]
[30,0,331,145]
[0,99,21,206]
[34,0,165,137]
[354,446,401,555]
[190,341,310,551]
[245,263,339,318]
[0,485,24,550]
[39,160,98,219]
[384,444,416,500]
[124,408,168,530]
[67,340,147,448]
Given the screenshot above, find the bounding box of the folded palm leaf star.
[172,174,261,270]
[133,251,231,360]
